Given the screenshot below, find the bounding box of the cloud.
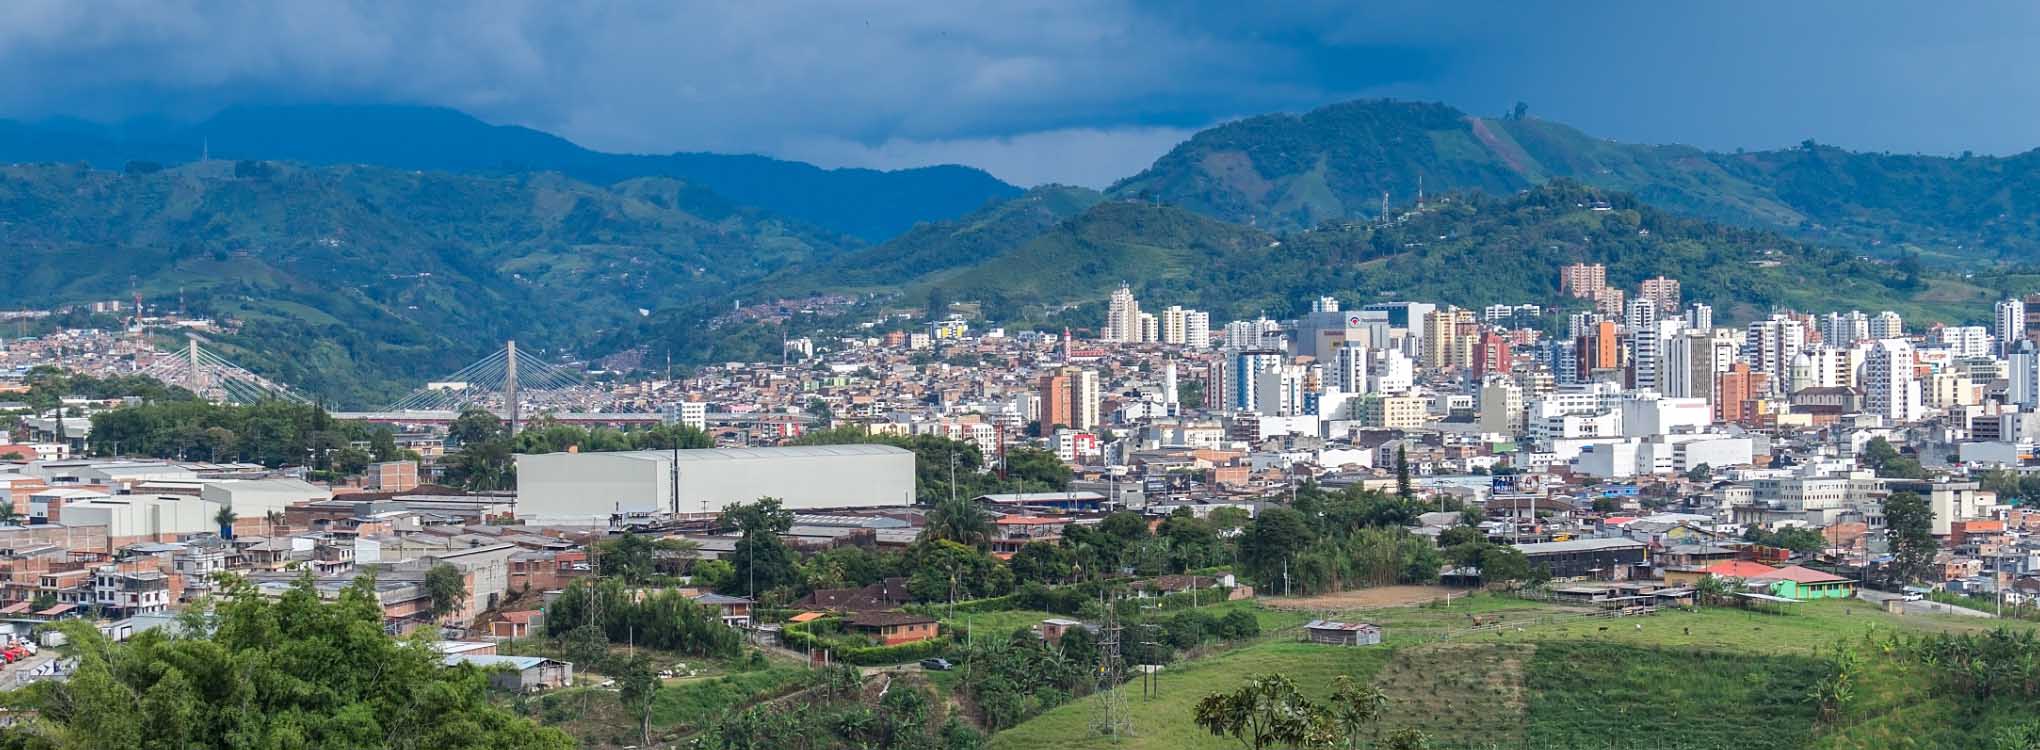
[2,0,2039,188]
[780,125,1205,188]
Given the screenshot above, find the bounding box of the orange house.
[849,611,940,646]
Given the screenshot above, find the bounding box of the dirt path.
[1262,585,1462,611]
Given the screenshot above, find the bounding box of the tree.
[721,498,800,597]
[1395,447,1413,501]
[599,533,660,583]
[619,655,662,747]
[1004,446,1071,490]
[1477,545,1533,585]
[425,562,470,621]
[1240,508,1315,594]
[1326,675,1389,749]
[29,575,572,748]
[1010,541,1075,585]
[213,506,237,539]
[1192,674,1328,750]
[449,407,506,446]
[1860,437,1900,472]
[1884,491,1938,584]
[925,495,993,548]
[1685,463,1713,483]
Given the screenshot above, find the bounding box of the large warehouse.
[514,445,916,522]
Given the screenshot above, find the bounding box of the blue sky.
[2,1,2037,187]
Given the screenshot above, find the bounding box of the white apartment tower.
[1746,314,1807,396]
[1820,311,1870,346]
[1184,310,1211,349]
[1625,299,1661,392]
[1332,342,1369,394]
[1864,339,1920,423]
[1105,284,1141,343]
[1999,298,2027,356]
[1870,310,1904,341]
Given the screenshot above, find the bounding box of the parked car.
[919,658,953,671]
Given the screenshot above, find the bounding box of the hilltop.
[0,104,1021,241]
[1110,99,2040,263]
[782,180,1989,327]
[0,160,856,405]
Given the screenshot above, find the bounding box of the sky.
[2,1,2038,188]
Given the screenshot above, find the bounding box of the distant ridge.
[1110,98,2040,263]
[0,103,1022,242]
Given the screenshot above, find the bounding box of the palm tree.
[925,495,992,548]
[214,507,238,540]
[265,510,286,536]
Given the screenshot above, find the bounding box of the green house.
[1754,565,1855,600]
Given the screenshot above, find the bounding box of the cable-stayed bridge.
[141,337,308,404]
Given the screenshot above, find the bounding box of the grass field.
[985,640,1394,750]
[988,594,2038,750]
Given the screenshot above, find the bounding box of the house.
[1304,620,1382,646]
[443,654,574,692]
[848,611,939,646]
[1685,560,1856,600]
[1512,538,1648,581]
[688,592,754,627]
[1038,618,1086,644]
[490,610,544,639]
[796,577,913,613]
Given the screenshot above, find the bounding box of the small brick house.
[849,610,939,646]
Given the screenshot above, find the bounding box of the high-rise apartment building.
[1870,310,1904,341]
[1104,284,1141,343]
[1998,298,2027,356]
[1639,276,1681,315]
[1184,310,1211,349]
[1685,303,1713,331]
[1560,263,1607,299]
[1714,362,1769,426]
[1745,314,1807,396]
[1037,367,1100,430]
[1624,299,1661,391]
[1864,339,1919,424]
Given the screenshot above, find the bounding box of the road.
[1857,590,1996,618]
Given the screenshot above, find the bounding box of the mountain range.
[0,104,1020,242]
[1110,99,2040,264]
[6,99,2040,404]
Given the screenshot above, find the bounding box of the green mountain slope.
[0,104,1022,242]
[1110,98,2040,262]
[776,184,1104,293]
[808,181,1982,328]
[0,161,853,405]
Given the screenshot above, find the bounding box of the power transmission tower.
[1092,592,1134,738]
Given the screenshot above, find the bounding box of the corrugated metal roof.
[1513,538,1646,555]
[443,654,554,669]
[536,445,912,462]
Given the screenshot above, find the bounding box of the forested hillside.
[1111,99,2040,262]
[815,181,1988,327]
[0,160,854,405]
[0,104,1021,241]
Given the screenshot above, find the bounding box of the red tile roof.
[1701,560,1783,579]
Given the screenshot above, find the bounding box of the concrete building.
[1998,298,2027,356]
[1864,339,1920,424]
[514,445,917,522]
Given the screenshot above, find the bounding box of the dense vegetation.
[0,575,572,749]
[0,160,854,405]
[1111,98,2040,264]
[86,399,404,470]
[816,181,1984,330]
[0,104,1019,242]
